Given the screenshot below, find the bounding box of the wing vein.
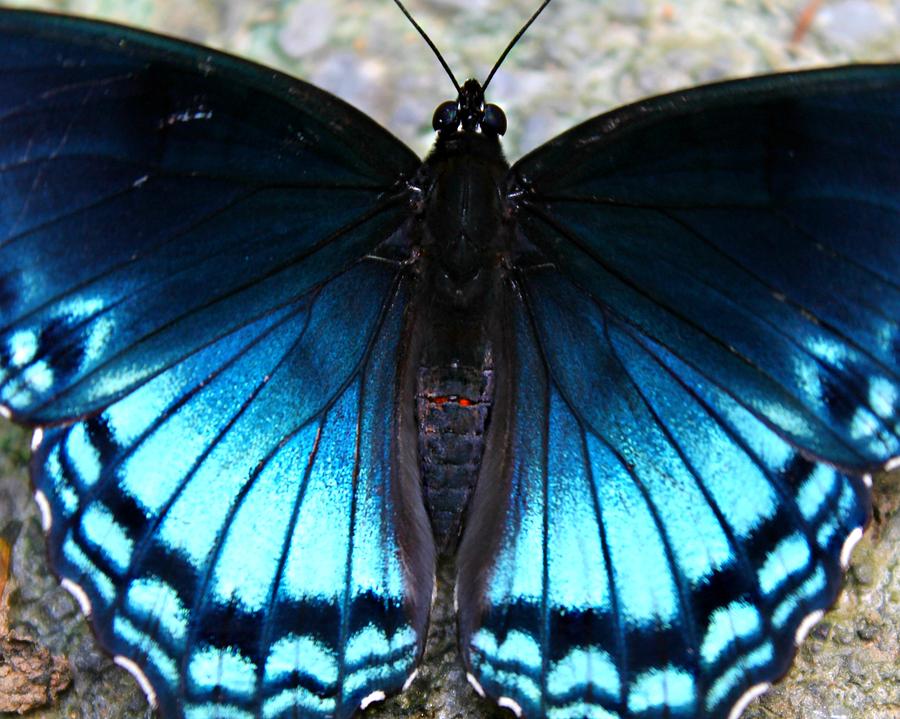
[173,285,327,700]
[518,206,872,467]
[603,316,783,690]
[621,322,836,564]
[63,299,312,562]
[655,206,900,362]
[23,196,406,418]
[599,315,703,676]
[107,299,316,609]
[577,420,628,715]
[539,354,551,716]
[253,416,326,714]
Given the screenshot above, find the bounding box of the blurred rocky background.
[0,1,897,718]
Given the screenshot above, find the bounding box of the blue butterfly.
[0,3,897,719]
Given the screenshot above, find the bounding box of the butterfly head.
[432,79,507,137]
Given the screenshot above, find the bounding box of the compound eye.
[482,103,507,136]
[432,101,459,132]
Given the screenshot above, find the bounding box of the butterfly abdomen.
[416,363,494,554]
[407,130,514,555]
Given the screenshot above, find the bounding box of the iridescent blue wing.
[458,66,900,719]
[0,9,432,718]
[0,8,418,422]
[31,267,425,719]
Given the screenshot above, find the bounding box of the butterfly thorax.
[403,129,512,555]
[418,131,509,309]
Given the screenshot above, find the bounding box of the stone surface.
[816,0,896,50]
[0,634,72,715]
[0,1,898,718]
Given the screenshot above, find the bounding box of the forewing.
[0,9,419,423]
[31,262,426,719]
[511,65,900,469]
[458,66,899,719]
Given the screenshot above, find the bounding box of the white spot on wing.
[22,360,54,392]
[114,655,158,708]
[840,526,864,569]
[161,107,213,127]
[61,578,92,617]
[31,428,44,451]
[402,669,418,692]
[34,490,52,532]
[0,405,10,419]
[498,696,523,717]
[862,473,873,488]
[728,682,770,719]
[9,329,38,366]
[885,456,900,472]
[794,609,824,646]
[359,690,386,710]
[467,672,486,697]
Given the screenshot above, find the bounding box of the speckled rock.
[816,0,896,51]
[0,2,898,718]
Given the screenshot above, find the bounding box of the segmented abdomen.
[416,363,493,554]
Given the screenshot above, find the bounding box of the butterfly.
[0,1,898,719]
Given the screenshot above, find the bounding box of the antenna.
[392,0,461,92]
[392,0,554,95]
[483,0,553,91]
